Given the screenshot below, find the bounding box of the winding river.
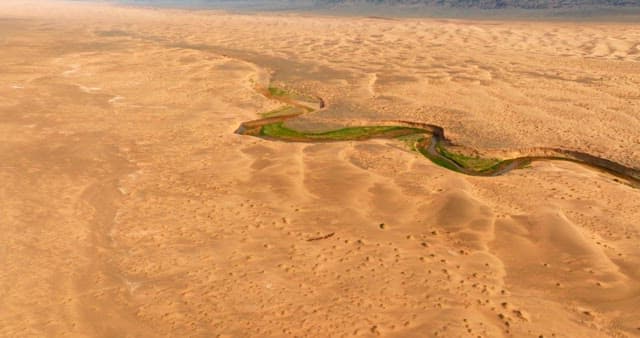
[235,84,640,189]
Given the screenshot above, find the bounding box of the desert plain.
[1,0,640,336]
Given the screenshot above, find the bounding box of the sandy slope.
[1,1,639,337]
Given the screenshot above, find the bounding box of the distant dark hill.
[115,0,640,17]
[313,0,640,9]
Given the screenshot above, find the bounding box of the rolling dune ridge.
[1,1,639,337]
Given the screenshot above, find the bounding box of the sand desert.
[1,0,640,336]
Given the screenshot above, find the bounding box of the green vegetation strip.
[261,122,424,141]
[238,83,640,187]
[259,122,504,173]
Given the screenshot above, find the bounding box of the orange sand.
[1,1,639,336]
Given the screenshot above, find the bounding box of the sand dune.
[1,0,639,337]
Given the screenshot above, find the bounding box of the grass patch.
[268,86,288,97]
[261,123,424,141]
[316,126,415,140]
[396,134,426,152]
[436,144,501,172]
[261,122,307,139]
